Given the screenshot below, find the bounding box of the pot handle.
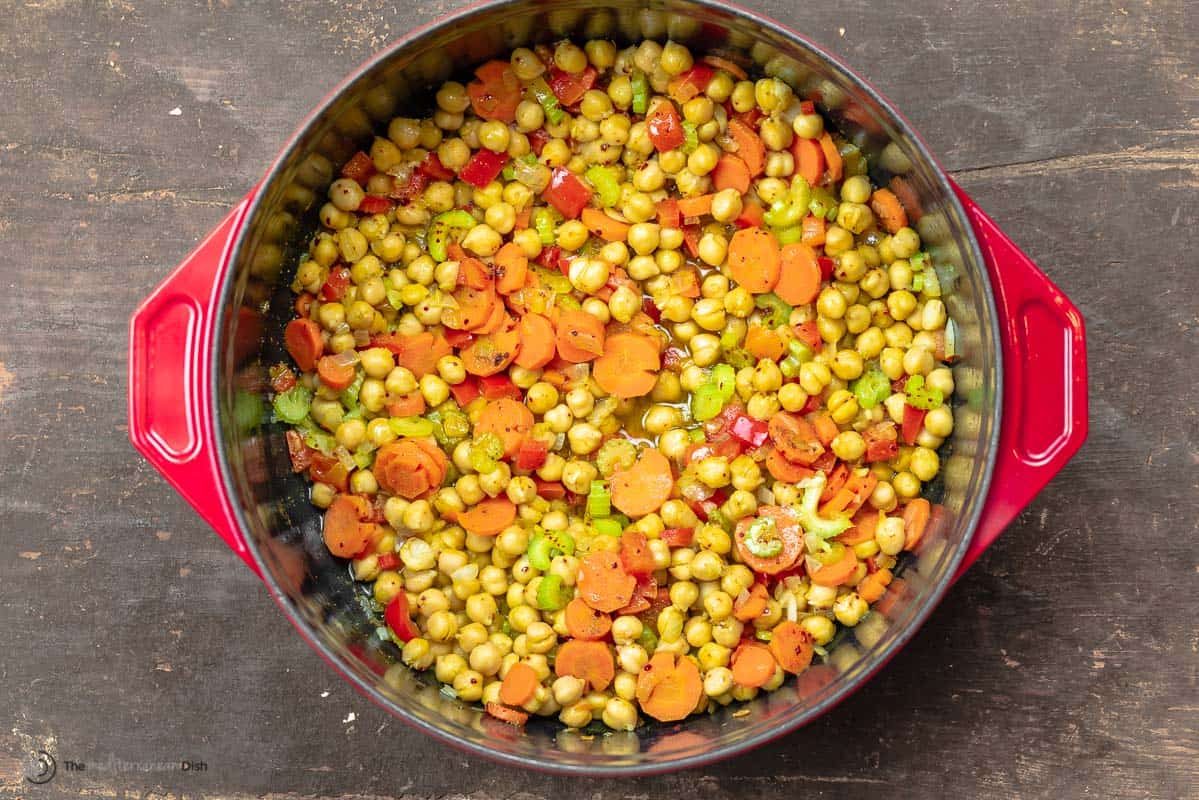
[128,197,262,577]
[950,181,1088,580]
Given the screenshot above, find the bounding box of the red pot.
[128,0,1086,775]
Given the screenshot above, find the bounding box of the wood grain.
[0,1,1195,799]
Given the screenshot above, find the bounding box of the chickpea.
[879,347,906,381]
[567,423,603,455]
[793,112,824,139]
[562,460,598,495]
[703,590,734,622]
[800,614,836,646]
[903,346,935,377]
[892,470,921,499]
[602,697,638,731]
[876,515,906,555]
[832,430,867,462]
[816,286,848,320]
[778,383,809,413]
[910,447,940,481]
[696,456,732,489]
[824,224,855,256]
[554,41,588,73]
[690,297,726,331]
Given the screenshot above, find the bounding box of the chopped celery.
[711,364,737,400]
[755,292,792,329]
[794,474,852,539]
[587,480,611,518]
[530,77,564,124]
[536,574,570,611]
[340,372,364,411]
[631,70,649,115]
[809,187,838,220]
[585,165,622,208]
[389,416,435,438]
[533,208,556,246]
[593,518,623,537]
[744,516,783,558]
[851,369,890,409]
[754,629,774,643]
[904,375,944,410]
[273,386,312,425]
[909,252,928,272]
[779,355,802,378]
[681,120,698,153]
[691,382,725,422]
[688,428,705,442]
[707,508,733,533]
[787,338,814,363]
[352,444,375,470]
[775,226,804,245]
[427,209,475,262]
[723,347,755,371]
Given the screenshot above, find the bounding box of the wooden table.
[1,1,1195,797]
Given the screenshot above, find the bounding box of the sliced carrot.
[322,495,374,558]
[670,267,701,299]
[819,471,877,517]
[385,391,426,418]
[498,661,539,706]
[375,441,431,499]
[609,447,674,518]
[733,581,769,622]
[807,411,840,448]
[903,498,931,551]
[657,198,681,228]
[294,292,315,320]
[835,508,878,546]
[889,175,924,223]
[475,397,534,458]
[874,576,908,618]
[676,193,714,218]
[801,214,826,247]
[555,309,606,363]
[791,136,826,188]
[514,206,532,230]
[554,640,615,691]
[472,301,509,336]
[373,331,452,378]
[728,119,765,177]
[818,132,842,183]
[514,313,556,370]
[460,257,493,290]
[820,463,849,504]
[619,530,655,576]
[769,620,815,674]
[316,355,357,391]
[458,497,516,536]
[727,227,781,293]
[809,545,858,587]
[580,207,630,242]
[284,318,324,372]
[765,447,816,483]
[485,702,529,726]
[774,242,822,306]
[857,567,893,604]
[768,412,825,465]
[494,242,528,295]
[564,598,612,641]
[870,188,908,234]
[636,651,676,705]
[731,641,776,688]
[638,653,702,723]
[744,324,785,360]
[409,438,449,487]
[593,333,660,399]
[711,154,751,194]
[577,550,637,613]
[733,505,804,575]
[701,55,748,80]
[461,324,520,377]
[736,199,764,228]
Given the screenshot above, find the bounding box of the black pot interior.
[212,0,1000,773]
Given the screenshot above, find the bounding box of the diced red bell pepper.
[685,436,743,464]
[480,374,522,400]
[646,100,685,152]
[285,430,312,473]
[817,256,836,281]
[667,65,716,102]
[377,552,400,571]
[544,167,592,219]
[733,106,765,129]
[515,438,548,471]
[800,392,823,415]
[448,375,480,406]
[682,224,702,258]
[418,151,456,181]
[661,346,686,371]
[548,65,598,106]
[444,329,475,349]
[730,415,770,448]
[863,423,900,463]
[527,128,551,155]
[657,198,681,229]
[459,149,510,189]
[358,194,395,215]
[705,401,745,438]
[793,320,823,352]
[271,365,298,394]
[735,200,764,228]
[642,297,663,324]
[534,479,567,501]
[660,527,695,547]
[799,100,816,115]
[319,266,351,301]
[902,403,928,446]
[535,245,562,272]
[340,151,376,183]
[384,593,420,642]
[390,169,428,204]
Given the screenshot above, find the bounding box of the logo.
[25,750,56,785]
